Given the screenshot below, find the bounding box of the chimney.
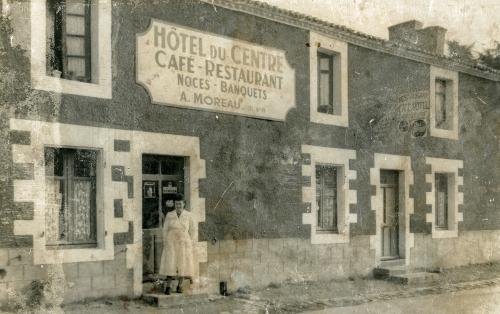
[388,20,447,55]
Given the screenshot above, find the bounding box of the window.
[309,32,348,126]
[435,173,449,229]
[315,165,338,232]
[317,53,336,115]
[301,145,357,244]
[430,66,458,139]
[425,157,463,238]
[46,0,91,82]
[31,0,111,98]
[434,79,452,129]
[45,147,98,247]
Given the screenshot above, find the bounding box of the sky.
[258,0,500,53]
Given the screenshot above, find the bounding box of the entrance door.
[380,170,399,260]
[142,155,185,281]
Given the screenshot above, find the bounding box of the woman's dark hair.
[173,193,184,202]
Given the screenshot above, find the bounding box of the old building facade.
[0,0,499,303]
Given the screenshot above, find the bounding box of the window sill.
[310,110,348,127]
[46,243,98,250]
[32,74,112,99]
[430,127,459,140]
[431,229,458,239]
[316,230,339,235]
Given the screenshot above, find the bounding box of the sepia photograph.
[0,0,499,313]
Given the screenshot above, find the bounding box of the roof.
[202,0,500,82]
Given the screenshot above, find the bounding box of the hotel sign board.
[137,20,296,121]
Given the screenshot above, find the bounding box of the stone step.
[388,272,440,285]
[373,266,408,279]
[379,258,406,268]
[142,292,212,308]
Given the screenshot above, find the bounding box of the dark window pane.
[66,0,86,14]
[66,15,86,35]
[161,156,184,175]
[317,52,335,114]
[319,56,330,71]
[74,149,97,177]
[66,36,85,55]
[143,156,159,174]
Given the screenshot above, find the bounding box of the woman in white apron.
[159,194,195,294]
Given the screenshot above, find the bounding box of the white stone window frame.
[302,145,357,244]
[309,32,348,127]
[30,0,112,98]
[429,66,458,140]
[425,157,463,238]
[10,118,207,296]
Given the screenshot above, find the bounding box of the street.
[307,285,500,314]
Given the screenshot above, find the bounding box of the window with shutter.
[435,173,449,229]
[430,66,458,139]
[45,147,97,247]
[317,52,335,115]
[435,79,449,128]
[315,165,338,233]
[309,32,348,127]
[47,0,91,82]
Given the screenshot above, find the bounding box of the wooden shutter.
[316,165,338,232]
[50,0,92,82]
[435,79,447,126]
[435,173,449,229]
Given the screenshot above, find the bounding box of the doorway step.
[373,259,440,285]
[142,292,211,308]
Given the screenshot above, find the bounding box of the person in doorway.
[159,199,174,226]
[159,193,196,294]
